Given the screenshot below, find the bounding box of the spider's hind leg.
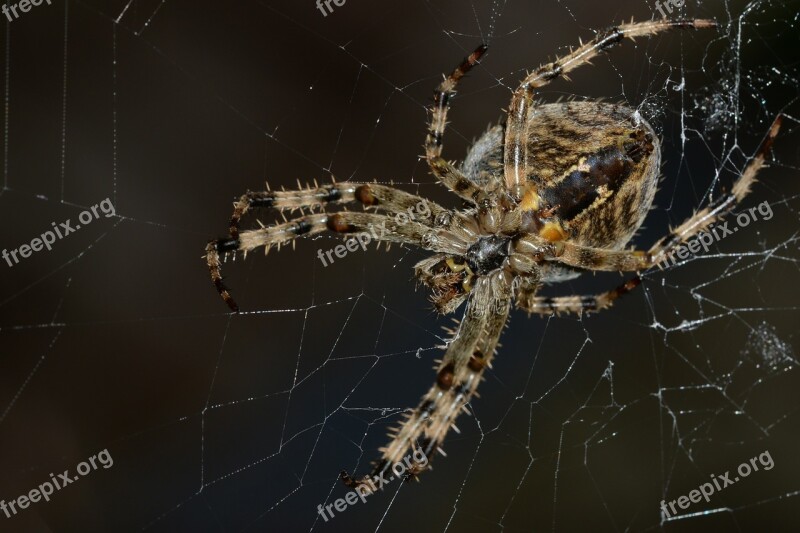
[515,276,642,316]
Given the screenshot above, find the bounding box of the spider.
[204,18,782,491]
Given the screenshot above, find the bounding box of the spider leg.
[515,115,783,272]
[206,211,459,312]
[504,18,716,195]
[228,182,447,238]
[425,45,492,202]
[228,184,349,238]
[342,269,512,491]
[515,276,641,316]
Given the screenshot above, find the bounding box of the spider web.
[0,0,798,531]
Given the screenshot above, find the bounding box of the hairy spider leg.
[504,18,716,197]
[515,275,642,315]
[207,210,453,312]
[343,270,512,490]
[228,182,448,239]
[515,115,783,271]
[425,44,493,202]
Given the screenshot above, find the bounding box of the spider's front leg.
[227,182,448,239]
[206,206,468,312]
[342,269,512,492]
[227,184,350,239]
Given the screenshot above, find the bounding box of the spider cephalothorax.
[205,18,781,490]
[411,98,662,315]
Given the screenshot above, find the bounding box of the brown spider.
[204,18,782,489]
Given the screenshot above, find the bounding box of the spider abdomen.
[531,103,660,249]
[463,101,661,249]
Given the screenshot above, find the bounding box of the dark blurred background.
[0,0,798,531]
